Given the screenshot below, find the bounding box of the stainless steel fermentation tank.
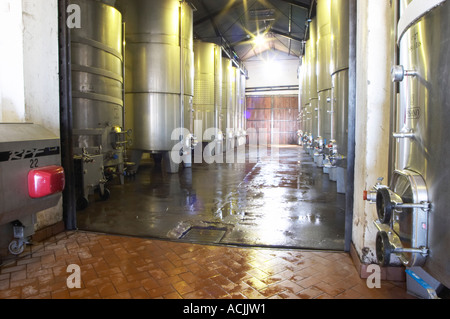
[298,52,311,147]
[309,19,319,157]
[314,0,332,168]
[328,0,349,192]
[193,40,223,155]
[228,66,238,149]
[221,57,233,151]
[70,0,126,208]
[303,19,319,156]
[226,65,245,148]
[297,56,305,145]
[237,72,247,147]
[366,0,450,295]
[300,43,312,151]
[118,0,195,173]
[217,62,247,150]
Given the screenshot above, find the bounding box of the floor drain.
[180,227,226,243]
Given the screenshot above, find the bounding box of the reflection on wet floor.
[76,145,346,251]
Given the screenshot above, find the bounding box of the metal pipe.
[388,0,399,182]
[393,247,429,255]
[288,4,292,56]
[122,21,126,132]
[180,2,185,141]
[345,0,357,252]
[58,0,76,230]
[214,47,219,139]
[394,202,431,211]
[393,130,415,139]
[303,0,316,42]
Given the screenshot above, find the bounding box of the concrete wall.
[22,0,61,137]
[245,50,300,96]
[0,0,26,122]
[0,0,59,132]
[0,0,62,234]
[352,0,393,264]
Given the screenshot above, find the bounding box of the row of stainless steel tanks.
[364,0,450,296]
[298,0,349,194]
[69,0,247,208]
[299,0,450,296]
[297,0,450,295]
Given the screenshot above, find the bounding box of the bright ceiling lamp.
[253,34,266,47]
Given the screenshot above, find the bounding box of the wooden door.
[246,95,299,145]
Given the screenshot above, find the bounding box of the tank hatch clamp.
[364,170,431,267]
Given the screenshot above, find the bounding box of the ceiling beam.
[279,0,310,10]
[230,35,252,47]
[193,2,243,26]
[273,33,300,57]
[264,0,308,32]
[270,28,303,42]
[288,4,292,55]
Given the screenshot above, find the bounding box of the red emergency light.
[28,166,65,199]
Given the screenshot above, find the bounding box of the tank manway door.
[364,170,430,267]
[0,123,65,255]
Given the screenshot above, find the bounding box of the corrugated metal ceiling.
[188,0,314,63]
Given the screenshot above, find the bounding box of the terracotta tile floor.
[0,230,415,299]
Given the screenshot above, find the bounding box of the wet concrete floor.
[76,145,346,251]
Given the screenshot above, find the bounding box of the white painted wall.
[23,0,61,230]
[0,0,26,122]
[0,0,62,230]
[352,0,393,264]
[0,0,59,134]
[245,49,300,96]
[22,0,60,137]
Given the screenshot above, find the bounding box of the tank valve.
[314,136,324,152]
[179,148,188,157]
[393,129,415,139]
[391,65,418,82]
[190,135,198,149]
[364,177,387,203]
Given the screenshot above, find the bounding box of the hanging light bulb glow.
[254,34,265,46]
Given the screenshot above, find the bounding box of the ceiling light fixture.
[254,34,265,46]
